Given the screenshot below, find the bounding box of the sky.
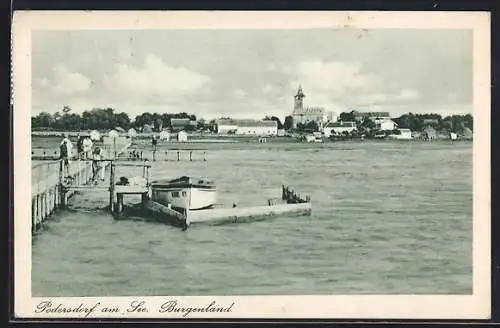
[31,28,473,120]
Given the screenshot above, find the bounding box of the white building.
[324,111,338,123]
[159,130,170,141]
[216,119,278,136]
[388,128,412,140]
[216,119,238,134]
[376,119,398,131]
[292,107,325,127]
[127,128,137,138]
[323,121,357,137]
[354,111,391,122]
[177,131,188,142]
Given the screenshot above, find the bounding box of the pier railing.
[31,141,132,234]
[124,149,208,162]
[282,185,311,204]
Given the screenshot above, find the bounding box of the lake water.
[31,139,473,296]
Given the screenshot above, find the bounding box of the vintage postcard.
[12,11,490,319]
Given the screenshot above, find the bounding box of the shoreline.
[31,130,472,144]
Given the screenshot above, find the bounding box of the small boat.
[150,176,217,212]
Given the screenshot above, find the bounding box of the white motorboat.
[150,176,217,212]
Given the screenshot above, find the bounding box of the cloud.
[396,89,420,101]
[291,60,380,96]
[51,64,92,95]
[447,92,459,101]
[34,77,49,87]
[262,85,273,94]
[118,47,134,61]
[103,54,211,103]
[234,88,247,98]
[282,64,292,74]
[288,60,428,110]
[359,93,388,105]
[265,63,276,71]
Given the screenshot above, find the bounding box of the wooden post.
[109,162,115,213]
[117,193,123,213]
[113,137,117,160]
[38,195,43,229]
[141,192,148,209]
[58,160,67,208]
[31,199,36,233]
[63,190,68,207]
[55,184,59,206]
[43,193,48,218]
[177,151,180,161]
[49,188,55,214]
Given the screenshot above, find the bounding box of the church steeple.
[294,85,305,110]
[295,85,305,100]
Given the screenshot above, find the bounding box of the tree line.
[31,107,199,132]
[32,107,473,134]
[281,111,473,134]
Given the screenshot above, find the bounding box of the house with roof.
[376,118,398,131]
[216,119,278,136]
[353,111,390,122]
[387,128,413,140]
[323,121,357,137]
[159,130,170,141]
[216,119,238,134]
[127,128,137,138]
[461,127,473,140]
[170,118,195,132]
[423,118,440,126]
[423,126,437,140]
[236,120,278,135]
[177,130,188,142]
[142,124,153,133]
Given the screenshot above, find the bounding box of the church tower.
[294,85,305,111]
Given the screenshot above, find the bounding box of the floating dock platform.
[119,185,311,229]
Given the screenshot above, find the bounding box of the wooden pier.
[31,140,131,234]
[127,149,208,162]
[31,135,312,231]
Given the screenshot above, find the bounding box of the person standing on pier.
[152,134,158,161]
[59,133,73,177]
[92,146,106,182]
[82,137,93,160]
[152,134,158,149]
[76,134,84,159]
